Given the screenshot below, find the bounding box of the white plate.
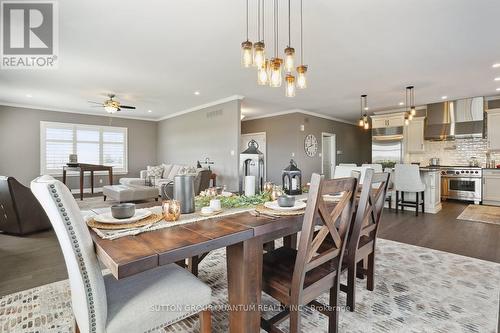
[264,200,307,211]
[221,191,233,197]
[94,209,152,224]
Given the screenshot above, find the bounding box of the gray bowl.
[277,195,296,207]
[111,203,136,219]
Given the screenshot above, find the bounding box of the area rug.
[1,239,499,333]
[457,204,500,226]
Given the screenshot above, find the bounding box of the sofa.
[119,164,212,196]
[0,176,52,235]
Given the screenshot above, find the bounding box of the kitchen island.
[388,168,442,214]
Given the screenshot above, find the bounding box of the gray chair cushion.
[105,264,211,333]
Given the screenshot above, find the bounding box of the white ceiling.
[1,0,500,122]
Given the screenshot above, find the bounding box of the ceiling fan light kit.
[89,94,136,114]
[241,0,308,97]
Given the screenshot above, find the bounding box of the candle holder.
[162,199,181,221]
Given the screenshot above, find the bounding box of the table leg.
[80,170,84,201]
[284,233,298,249]
[90,171,94,194]
[226,236,263,333]
[109,168,113,186]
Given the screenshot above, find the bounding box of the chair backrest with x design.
[346,170,390,258]
[291,173,357,302]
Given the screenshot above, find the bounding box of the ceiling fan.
[88,94,136,114]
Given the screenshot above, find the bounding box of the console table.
[63,163,113,200]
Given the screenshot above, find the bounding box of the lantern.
[239,140,265,194]
[282,159,302,195]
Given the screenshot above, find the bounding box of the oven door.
[442,177,481,201]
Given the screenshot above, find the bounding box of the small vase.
[162,200,181,221]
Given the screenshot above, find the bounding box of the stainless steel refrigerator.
[371,127,404,166]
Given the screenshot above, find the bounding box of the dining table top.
[87,206,304,279]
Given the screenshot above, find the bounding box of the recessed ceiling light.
[26,94,32,98]
[495,77,500,81]
[398,102,404,106]
[493,63,500,68]
[441,96,448,100]
[194,91,200,95]
[496,88,500,91]
[148,110,152,113]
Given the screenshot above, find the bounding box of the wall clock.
[304,134,318,157]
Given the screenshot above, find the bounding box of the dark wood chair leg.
[356,259,365,279]
[401,192,405,211]
[367,252,375,291]
[103,195,107,201]
[421,191,425,213]
[388,196,392,210]
[74,320,80,333]
[328,274,340,333]
[188,256,199,276]
[395,191,399,213]
[415,192,419,217]
[346,263,356,312]
[289,306,301,333]
[199,309,212,333]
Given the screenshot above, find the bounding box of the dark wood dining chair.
[260,173,358,333]
[339,169,390,311]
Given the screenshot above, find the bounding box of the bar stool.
[394,164,425,216]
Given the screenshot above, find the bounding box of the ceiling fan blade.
[88,101,103,104]
[90,105,104,108]
[119,105,136,109]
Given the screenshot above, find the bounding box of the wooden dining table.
[88,207,304,333]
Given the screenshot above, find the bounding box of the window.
[40,121,128,175]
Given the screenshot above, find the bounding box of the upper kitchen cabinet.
[407,117,425,153]
[371,113,405,129]
[487,108,500,151]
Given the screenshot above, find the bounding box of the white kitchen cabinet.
[483,169,500,206]
[487,109,500,151]
[371,113,405,129]
[407,117,425,153]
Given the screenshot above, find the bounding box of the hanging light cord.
[246,0,249,41]
[288,0,291,47]
[300,0,304,64]
[257,0,261,41]
[262,0,265,42]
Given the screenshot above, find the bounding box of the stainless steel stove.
[439,166,482,203]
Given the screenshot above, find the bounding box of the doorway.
[321,132,336,179]
[241,132,267,181]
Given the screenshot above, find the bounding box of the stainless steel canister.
[173,174,195,214]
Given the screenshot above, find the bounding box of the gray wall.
[242,113,372,183]
[157,100,241,191]
[0,105,157,188]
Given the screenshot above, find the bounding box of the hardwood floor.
[0,201,499,296]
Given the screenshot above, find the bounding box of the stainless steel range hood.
[425,97,484,140]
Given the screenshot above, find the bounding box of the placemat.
[255,205,305,216]
[86,213,163,230]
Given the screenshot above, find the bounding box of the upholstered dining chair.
[260,173,358,333]
[394,164,425,216]
[31,175,212,333]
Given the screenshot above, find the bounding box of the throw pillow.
[147,165,164,178]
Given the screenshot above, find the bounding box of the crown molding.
[0,101,157,121]
[156,95,245,121]
[242,108,357,125]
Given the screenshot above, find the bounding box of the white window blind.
[40,121,128,175]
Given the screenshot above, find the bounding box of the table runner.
[84,206,255,240]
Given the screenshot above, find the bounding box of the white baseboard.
[70,187,104,194]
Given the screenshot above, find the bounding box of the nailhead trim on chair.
[49,184,97,333]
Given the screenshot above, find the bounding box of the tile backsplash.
[408,138,500,167]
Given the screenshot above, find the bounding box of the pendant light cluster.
[405,86,416,125]
[241,0,308,97]
[358,94,370,130]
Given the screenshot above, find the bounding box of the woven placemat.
[255,205,305,216]
[87,213,164,230]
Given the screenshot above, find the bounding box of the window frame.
[40,121,128,176]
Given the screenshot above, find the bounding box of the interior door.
[241,132,266,182]
[322,133,336,179]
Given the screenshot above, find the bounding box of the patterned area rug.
[0,239,499,333]
[457,204,500,226]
